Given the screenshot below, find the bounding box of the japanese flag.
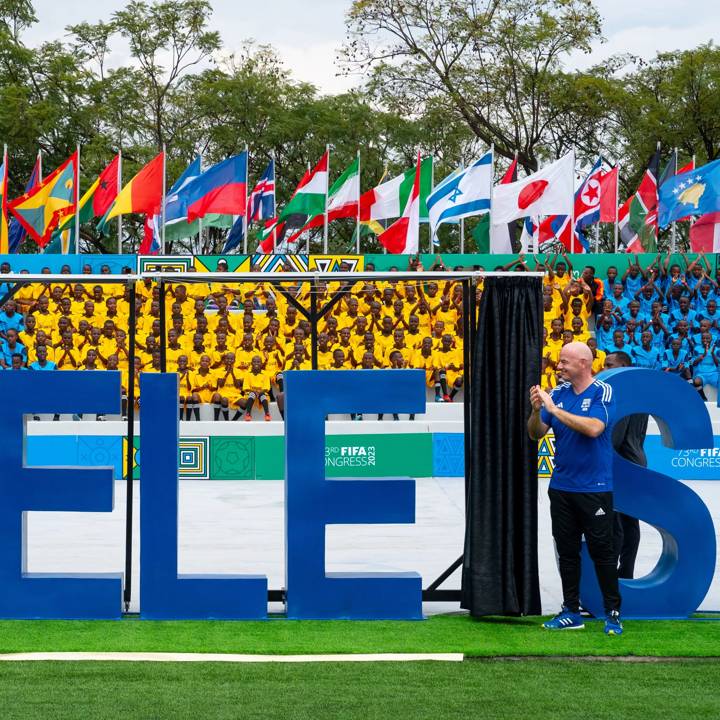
[492,152,575,224]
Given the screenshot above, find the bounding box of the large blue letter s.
[580,368,716,619]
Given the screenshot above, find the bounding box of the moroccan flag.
[279,151,328,226]
[0,151,8,253]
[8,151,78,247]
[103,151,164,223]
[618,148,661,253]
[378,152,421,254]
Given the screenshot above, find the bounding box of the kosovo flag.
[8,151,78,248]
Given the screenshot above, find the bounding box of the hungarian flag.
[279,151,328,229]
[360,157,432,221]
[378,152,421,254]
[102,151,164,225]
[618,148,661,253]
[284,156,360,243]
[8,151,78,247]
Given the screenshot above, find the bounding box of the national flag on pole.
[256,217,285,254]
[574,158,603,234]
[538,214,573,252]
[8,151,78,248]
[689,212,720,253]
[427,151,492,241]
[658,157,720,227]
[378,151,421,254]
[247,159,275,223]
[46,154,121,254]
[184,152,247,222]
[0,151,8,254]
[487,155,521,253]
[598,166,618,222]
[8,156,41,253]
[153,156,203,247]
[360,157,432,221]
[491,151,575,223]
[102,151,164,224]
[618,148,661,252]
[282,156,360,242]
[279,151,329,226]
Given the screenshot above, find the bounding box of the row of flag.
[1,142,719,256]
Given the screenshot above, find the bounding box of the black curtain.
[461,275,543,616]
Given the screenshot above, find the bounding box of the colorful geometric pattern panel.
[537,432,556,479]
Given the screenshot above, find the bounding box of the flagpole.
[197,153,203,255]
[271,149,277,254]
[613,162,620,253]
[430,154,435,254]
[74,143,80,255]
[243,143,249,255]
[459,157,465,254]
[323,144,330,253]
[570,147,576,255]
[488,145,494,254]
[38,149,42,182]
[117,149,123,255]
[161,144,167,254]
[356,149,361,255]
[670,146,678,254]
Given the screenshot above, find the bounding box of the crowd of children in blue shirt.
[542,252,720,398]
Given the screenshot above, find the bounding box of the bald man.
[528,341,622,635]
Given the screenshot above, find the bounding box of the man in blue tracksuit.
[528,341,622,635]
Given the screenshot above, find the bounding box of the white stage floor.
[23,477,720,615]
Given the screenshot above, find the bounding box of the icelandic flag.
[427,151,492,241]
[8,157,41,253]
[184,152,247,222]
[223,157,275,253]
[247,159,275,223]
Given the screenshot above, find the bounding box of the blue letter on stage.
[139,373,267,619]
[580,368,716,619]
[0,372,123,619]
[284,369,425,619]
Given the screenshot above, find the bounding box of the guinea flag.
[103,151,164,223]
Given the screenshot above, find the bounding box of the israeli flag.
[428,151,493,241]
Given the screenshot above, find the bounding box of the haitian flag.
[185,152,247,222]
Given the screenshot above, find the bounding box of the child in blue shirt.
[691,332,720,399]
[631,331,661,369]
[662,337,690,379]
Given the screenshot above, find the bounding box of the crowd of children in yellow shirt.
[4,272,466,421]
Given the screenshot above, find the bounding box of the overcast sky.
[24,0,720,94]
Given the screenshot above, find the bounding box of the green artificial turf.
[1,659,719,720]
[0,614,719,657]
